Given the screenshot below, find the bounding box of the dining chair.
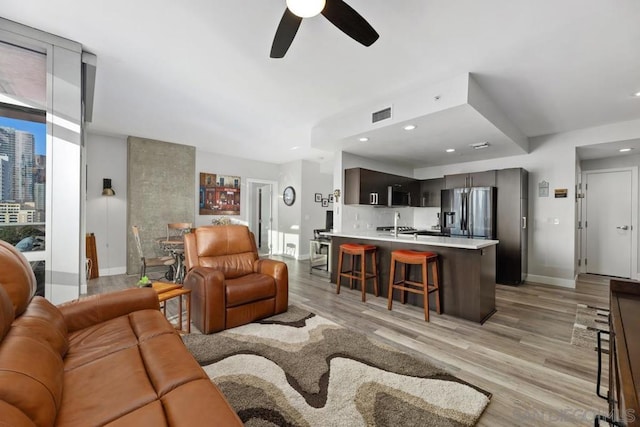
[131,225,174,279]
[166,222,193,241]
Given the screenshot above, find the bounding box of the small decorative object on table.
[212,216,232,225]
[136,275,152,287]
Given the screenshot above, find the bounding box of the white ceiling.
[1,0,639,166]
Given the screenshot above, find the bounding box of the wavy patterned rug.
[183,306,491,426]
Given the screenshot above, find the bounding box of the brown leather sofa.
[0,239,242,426]
[183,225,288,334]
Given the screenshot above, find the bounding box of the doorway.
[583,168,638,278]
[247,179,277,256]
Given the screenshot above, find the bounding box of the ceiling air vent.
[470,141,490,150]
[372,106,392,123]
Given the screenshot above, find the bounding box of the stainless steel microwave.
[388,186,411,206]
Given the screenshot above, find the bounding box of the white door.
[585,170,633,278]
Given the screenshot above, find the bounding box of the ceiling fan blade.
[270,8,303,58]
[321,0,379,47]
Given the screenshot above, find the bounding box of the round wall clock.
[283,186,296,206]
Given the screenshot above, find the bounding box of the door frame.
[245,178,279,256]
[580,167,638,279]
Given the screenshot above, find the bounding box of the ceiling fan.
[270,0,379,58]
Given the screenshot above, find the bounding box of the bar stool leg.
[400,263,407,304]
[349,254,354,289]
[360,251,366,302]
[422,260,429,322]
[387,256,396,311]
[431,258,442,314]
[372,250,379,297]
[336,249,344,295]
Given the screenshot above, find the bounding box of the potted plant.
[136,275,152,288]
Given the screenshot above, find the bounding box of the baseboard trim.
[525,274,575,288]
[99,267,127,277]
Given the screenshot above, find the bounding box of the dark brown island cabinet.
[329,235,497,324]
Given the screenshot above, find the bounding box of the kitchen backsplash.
[341,205,440,231]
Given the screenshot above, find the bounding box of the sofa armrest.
[0,401,36,426]
[58,288,160,333]
[183,267,226,334]
[254,259,288,314]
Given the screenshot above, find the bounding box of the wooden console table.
[86,233,99,279]
[597,279,640,426]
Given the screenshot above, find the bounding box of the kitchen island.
[325,230,499,323]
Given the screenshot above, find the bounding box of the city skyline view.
[0,116,46,155]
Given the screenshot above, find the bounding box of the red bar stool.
[387,249,441,321]
[336,243,379,302]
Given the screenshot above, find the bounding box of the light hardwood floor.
[87,259,610,427]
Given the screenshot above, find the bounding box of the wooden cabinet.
[344,168,417,206]
[444,170,496,188]
[344,168,390,205]
[418,178,444,207]
[601,279,640,427]
[496,168,528,285]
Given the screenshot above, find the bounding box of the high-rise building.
[14,130,34,202]
[0,127,15,201]
[0,126,36,204]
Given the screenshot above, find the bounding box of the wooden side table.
[157,288,192,334]
[152,282,181,294]
[151,282,191,333]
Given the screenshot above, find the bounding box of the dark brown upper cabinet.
[418,178,444,207]
[444,170,496,189]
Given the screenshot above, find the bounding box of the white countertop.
[323,230,498,250]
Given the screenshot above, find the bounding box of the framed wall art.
[199,173,241,215]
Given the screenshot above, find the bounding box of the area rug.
[570,303,610,352]
[182,306,491,426]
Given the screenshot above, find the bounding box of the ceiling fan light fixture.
[286,0,326,18]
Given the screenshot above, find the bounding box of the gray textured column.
[127,137,195,275]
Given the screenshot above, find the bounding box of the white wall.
[85,142,285,272]
[195,149,280,227]
[278,161,302,258]
[412,118,640,287]
[300,160,333,258]
[86,133,128,276]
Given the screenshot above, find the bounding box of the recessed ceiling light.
[446,148,455,153]
[359,137,369,142]
[633,91,640,97]
[290,146,299,150]
[403,124,417,131]
[619,148,632,152]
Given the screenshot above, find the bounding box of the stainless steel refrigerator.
[441,187,496,239]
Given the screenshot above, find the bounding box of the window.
[0,40,47,296]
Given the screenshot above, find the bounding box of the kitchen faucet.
[393,211,400,237]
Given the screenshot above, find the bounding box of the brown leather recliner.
[0,239,242,426]
[183,225,288,334]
